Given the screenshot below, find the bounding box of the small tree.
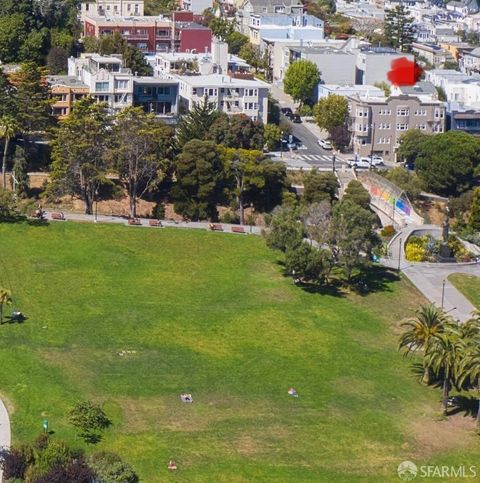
[285,243,333,284]
[314,95,349,135]
[264,205,303,252]
[68,401,111,443]
[303,170,338,204]
[283,60,320,106]
[263,124,282,151]
[0,287,12,324]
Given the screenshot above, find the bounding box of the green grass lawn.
[0,222,478,482]
[448,273,480,309]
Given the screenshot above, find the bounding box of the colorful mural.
[367,183,412,216]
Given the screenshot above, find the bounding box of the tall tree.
[171,140,224,221]
[208,114,264,150]
[11,63,53,135]
[0,69,15,118]
[12,145,29,197]
[396,129,428,165]
[328,199,379,281]
[398,304,450,384]
[176,95,221,148]
[285,243,333,285]
[220,147,266,224]
[111,107,173,218]
[283,60,320,107]
[264,205,304,252]
[0,116,19,189]
[425,330,463,415]
[414,131,480,196]
[314,95,348,135]
[49,97,112,214]
[384,5,415,53]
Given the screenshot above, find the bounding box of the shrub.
[380,225,396,237]
[151,202,165,220]
[220,210,240,224]
[405,243,426,262]
[297,104,312,117]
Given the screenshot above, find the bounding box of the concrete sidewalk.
[0,399,11,483]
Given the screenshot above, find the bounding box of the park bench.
[209,223,223,231]
[128,218,142,226]
[51,212,65,221]
[232,226,246,234]
[149,219,163,227]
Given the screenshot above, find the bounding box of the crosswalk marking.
[295,154,334,162]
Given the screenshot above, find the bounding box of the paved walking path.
[43,210,263,235]
[0,399,11,483]
[385,225,479,322]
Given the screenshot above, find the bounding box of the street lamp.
[332,153,336,173]
[369,122,376,170]
[397,237,402,272]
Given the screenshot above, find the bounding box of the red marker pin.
[387,57,423,87]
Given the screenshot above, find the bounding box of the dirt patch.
[412,413,477,458]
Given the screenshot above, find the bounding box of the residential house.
[460,47,480,74]
[176,73,270,122]
[318,84,384,100]
[236,0,304,36]
[412,42,455,68]
[248,13,324,48]
[133,77,179,121]
[80,0,144,19]
[348,93,445,161]
[446,101,480,134]
[83,15,212,54]
[47,76,90,119]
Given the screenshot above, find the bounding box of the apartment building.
[426,69,480,108]
[47,76,90,119]
[348,94,445,162]
[236,0,304,35]
[412,42,455,68]
[176,74,270,123]
[248,14,324,47]
[81,0,144,19]
[83,15,212,54]
[460,47,480,74]
[133,77,179,121]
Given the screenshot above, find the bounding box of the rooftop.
[47,75,88,88]
[175,74,270,87]
[134,77,179,84]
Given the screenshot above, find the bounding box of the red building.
[83,15,212,54]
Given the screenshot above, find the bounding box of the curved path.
[0,399,11,482]
[385,225,480,322]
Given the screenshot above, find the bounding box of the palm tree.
[0,288,12,324]
[0,115,19,189]
[458,344,480,431]
[425,330,464,415]
[399,304,450,383]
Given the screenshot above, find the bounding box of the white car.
[347,158,371,169]
[371,155,385,166]
[318,139,333,150]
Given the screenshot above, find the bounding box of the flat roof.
[47,75,88,88]
[134,77,178,84]
[175,74,270,87]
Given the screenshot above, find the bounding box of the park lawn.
[0,222,477,482]
[448,273,480,309]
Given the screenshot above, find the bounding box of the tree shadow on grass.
[350,266,401,296]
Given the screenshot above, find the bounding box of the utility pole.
[280,131,284,159]
[332,153,336,173]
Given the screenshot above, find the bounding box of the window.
[95,82,109,92]
[245,88,258,97]
[157,30,169,37]
[208,88,217,96]
[192,88,197,95]
[397,108,409,116]
[414,109,427,116]
[396,123,408,131]
[138,43,147,50]
[434,108,444,119]
[379,109,391,115]
[127,3,131,11]
[115,80,129,90]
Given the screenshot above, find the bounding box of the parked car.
[371,155,385,166]
[347,158,370,169]
[282,138,298,150]
[318,139,333,150]
[281,107,293,117]
[292,114,302,123]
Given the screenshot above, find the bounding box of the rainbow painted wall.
[368,184,412,216]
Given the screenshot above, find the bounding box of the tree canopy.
[283,60,320,106]
[314,95,348,135]
[384,5,415,53]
